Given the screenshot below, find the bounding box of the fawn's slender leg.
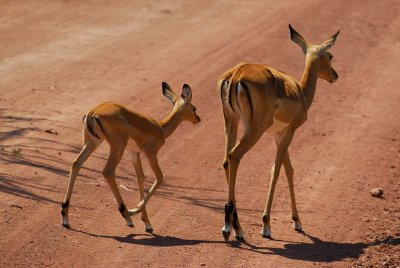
[61,139,101,227]
[129,153,163,216]
[131,152,153,231]
[102,140,133,227]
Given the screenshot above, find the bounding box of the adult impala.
[61,82,201,231]
[218,25,339,241]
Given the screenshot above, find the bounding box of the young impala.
[61,82,201,231]
[218,25,339,241]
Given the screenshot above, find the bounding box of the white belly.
[266,117,290,133]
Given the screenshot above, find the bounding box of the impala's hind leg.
[222,110,239,182]
[283,150,302,232]
[222,125,265,241]
[61,138,101,227]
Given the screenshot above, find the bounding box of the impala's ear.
[320,30,340,51]
[181,84,192,103]
[162,82,177,105]
[289,24,308,54]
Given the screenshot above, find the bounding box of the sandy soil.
[1,0,399,267]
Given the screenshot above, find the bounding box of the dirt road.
[1,0,399,267]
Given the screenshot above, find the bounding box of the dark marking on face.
[61,200,69,209]
[119,204,127,218]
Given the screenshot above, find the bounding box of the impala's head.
[162,82,201,124]
[289,24,340,83]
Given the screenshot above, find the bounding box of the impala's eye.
[193,107,197,112]
[329,55,334,60]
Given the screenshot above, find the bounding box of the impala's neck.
[300,55,320,110]
[160,104,183,139]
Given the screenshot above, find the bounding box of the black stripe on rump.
[237,82,253,120]
[86,116,101,139]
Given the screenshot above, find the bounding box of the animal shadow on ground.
[238,231,399,262]
[70,228,399,263]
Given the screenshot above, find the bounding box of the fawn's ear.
[181,84,192,103]
[289,24,308,54]
[320,30,340,51]
[162,82,177,104]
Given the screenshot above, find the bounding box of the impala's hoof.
[222,230,231,241]
[294,222,303,232]
[145,226,154,232]
[126,221,134,227]
[234,229,244,241]
[261,227,272,239]
[61,217,69,228]
[235,234,244,241]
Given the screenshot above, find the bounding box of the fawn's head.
[289,24,340,83]
[162,82,201,124]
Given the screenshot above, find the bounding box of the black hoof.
[261,233,272,239]
[62,223,71,229]
[222,230,231,241]
[235,235,244,241]
[127,222,134,228]
[145,227,154,233]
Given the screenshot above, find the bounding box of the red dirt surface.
[1,0,399,267]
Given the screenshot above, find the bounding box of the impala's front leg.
[131,152,153,232]
[261,130,294,238]
[129,153,163,219]
[103,141,134,227]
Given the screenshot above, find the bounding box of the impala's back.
[218,62,307,132]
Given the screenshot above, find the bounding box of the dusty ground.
[1,0,399,267]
